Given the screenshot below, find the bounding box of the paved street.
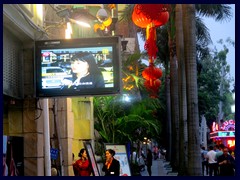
[140,159,178,176]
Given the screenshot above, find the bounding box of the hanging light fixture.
[56,8,91,28]
[96,8,109,22]
[69,18,91,28]
[94,5,116,35]
[65,22,72,39]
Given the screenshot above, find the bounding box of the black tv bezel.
[34,36,122,98]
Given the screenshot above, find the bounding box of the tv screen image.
[35,37,121,97]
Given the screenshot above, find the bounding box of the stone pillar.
[23,98,44,176]
[49,97,75,176]
[200,115,207,148]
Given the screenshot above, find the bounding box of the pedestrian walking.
[146,149,153,176]
[153,146,159,160]
[138,154,146,172]
[201,146,208,176]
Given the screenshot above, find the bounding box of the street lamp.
[122,94,130,102]
[143,137,148,156]
[231,105,235,114]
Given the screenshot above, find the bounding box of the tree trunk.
[165,74,172,161]
[182,4,201,176]
[175,4,188,175]
[168,10,180,170]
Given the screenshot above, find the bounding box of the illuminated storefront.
[210,119,235,150]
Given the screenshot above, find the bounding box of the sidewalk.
[140,159,178,176]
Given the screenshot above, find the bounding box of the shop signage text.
[210,131,235,139]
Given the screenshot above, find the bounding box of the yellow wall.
[71,97,93,159]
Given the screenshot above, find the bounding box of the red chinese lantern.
[144,79,161,98]
[158,11,169,26]
[132,4,169,61]
[155,79,161,87]
[144,80,159,92]
[142,64,163,81]
[144,79,161,90]
[132,4,169,28]
[132,4,169,98]
[132,6,151,28]
[142,67,156,81]
[153,67,163,79]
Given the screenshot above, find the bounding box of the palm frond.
[195,16,212,46]
[119,4,135,22]
[196,4,232,22]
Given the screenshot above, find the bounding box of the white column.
[201,115,207,148]
[43,98,51,176]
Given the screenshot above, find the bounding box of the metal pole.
[43,98,51,176]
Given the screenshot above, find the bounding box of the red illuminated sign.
[227,140,235,148]
[212,120,235,132]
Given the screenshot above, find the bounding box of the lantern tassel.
[144,23,158,61]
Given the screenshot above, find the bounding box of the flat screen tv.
[35,36,122,98]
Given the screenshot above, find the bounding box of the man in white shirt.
[206,145,218,176]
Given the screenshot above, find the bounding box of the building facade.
[3,4,137,176]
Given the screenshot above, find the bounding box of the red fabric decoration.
[144,24,158,60]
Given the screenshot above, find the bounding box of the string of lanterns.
[132,4,169,98]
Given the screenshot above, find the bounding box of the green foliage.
[198,40,234,125]
[93,95,162,144]
[222,92,234,119]
[119,4,135,22]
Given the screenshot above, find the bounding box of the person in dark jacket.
[146,149,153,176]
[62,52,105,89]
[102,149,120,176]
[217,147,235,176]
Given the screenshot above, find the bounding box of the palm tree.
[175,4,188,175]
[167,5,180,171]
[182,4,232,175]
[182,4,201,175]
[120,4,233,175]
[173,4,232,175]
